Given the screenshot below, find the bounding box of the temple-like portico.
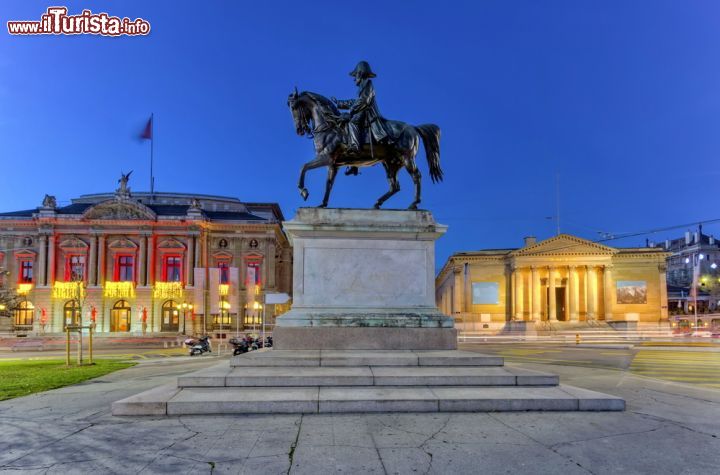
[436,234,670,329]
[509,263,611,322]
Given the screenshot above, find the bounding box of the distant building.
[653,225,720,288]
[436,234,669,330]
[0,177,291,336]
[652,225,720,329]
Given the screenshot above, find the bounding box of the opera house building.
[0,178,291,336]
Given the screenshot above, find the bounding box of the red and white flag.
[140,116,153,140]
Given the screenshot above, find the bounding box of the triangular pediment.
[83,199,156,221]
[158,238,186,250]
[511,234,617,256]
[59,236,88,250]
[108,238,138,249]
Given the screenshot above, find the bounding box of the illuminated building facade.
[0,179,291,336]
[436,234,670,331]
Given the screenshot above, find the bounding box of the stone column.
[97,235,106,286]
[88,235,97,286]
[531,266,541,321]
[267,240,276,289]
[587,266,597,319]
[139,236,147,286]
[38,235,48,286]
[659,265,669,321]
[569,265,579,321]
[513,267,524,320]
[548,266,557,321]
[453,267,463,314]
[603,265,614,321]
[568,266,580,321]
[582,266,589,319]
[148,235,156,285]
[47,234,56,285]
[193,236,201,269]
[186,236,194,286]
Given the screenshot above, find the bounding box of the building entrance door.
[161,301,179,332]
[556,287,567,321]
[111,300,131,332]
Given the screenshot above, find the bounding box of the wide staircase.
[113,349,624,415]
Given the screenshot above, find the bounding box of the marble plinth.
[275,208,456,350]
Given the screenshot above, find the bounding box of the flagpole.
[150,112,154,195]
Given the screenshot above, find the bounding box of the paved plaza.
[1,346,719,474]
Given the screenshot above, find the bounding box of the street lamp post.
[686,253,705,332]
[180,302,193,335]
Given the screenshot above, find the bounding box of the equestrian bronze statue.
[287,60,442,209]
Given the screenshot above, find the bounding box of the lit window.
[14,300,34,326]
[19,260,33,284]
[117,256,134,282]
[165,256,182,282]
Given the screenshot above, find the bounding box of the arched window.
[110,300,131,332]
[64,300,81,327]
[161,300,179,332]
[14,301,34,327]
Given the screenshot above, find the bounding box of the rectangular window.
[66,255,86,281]
[165,256,182,282]
[19,260,33,283]
[246,261,261,285]
[117,255,134,282]
[218,261,229,284]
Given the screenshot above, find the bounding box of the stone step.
[230,350,504,367]
[178,366,558,388]
[112,384,624,416]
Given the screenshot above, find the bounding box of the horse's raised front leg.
[298,155,329,201]
[374,163,401,209]
[319,166,338,208]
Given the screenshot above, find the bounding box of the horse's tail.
[415,124,443,183]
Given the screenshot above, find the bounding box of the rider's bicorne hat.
[349,61,376,78]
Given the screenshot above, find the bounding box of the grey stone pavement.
[0,354,719,475]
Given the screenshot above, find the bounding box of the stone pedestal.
[274,208,457,350]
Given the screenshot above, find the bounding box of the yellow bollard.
[88,325,94,365]
[65,327,71,366]
[576,333,581,345]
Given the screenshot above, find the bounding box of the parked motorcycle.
[229,337,249,356]
[184,336,211,356]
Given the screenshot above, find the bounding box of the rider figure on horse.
[333,61,393,175]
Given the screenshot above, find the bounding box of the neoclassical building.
[0,177,291,336]
[436,234,670,330]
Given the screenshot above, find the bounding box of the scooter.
[229,337,249,356]
[184,335,211,356]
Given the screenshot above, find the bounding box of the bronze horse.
[287,89,442,209]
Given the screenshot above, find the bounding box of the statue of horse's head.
[288,88,340,137]
[287,87,312,137]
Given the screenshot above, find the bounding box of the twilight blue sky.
[1,1,720,267]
